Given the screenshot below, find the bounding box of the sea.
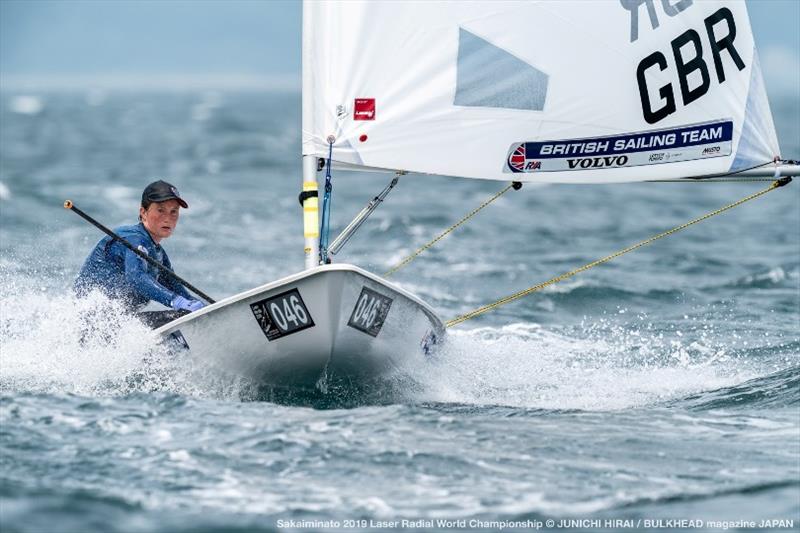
[0,90,798,533]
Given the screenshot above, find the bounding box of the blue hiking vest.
[74,223,191,310]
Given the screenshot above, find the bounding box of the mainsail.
[302,0,781,184]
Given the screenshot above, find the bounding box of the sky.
[0,0,798,95]
[0,0,302,89]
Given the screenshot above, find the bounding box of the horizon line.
[0,73,301,92]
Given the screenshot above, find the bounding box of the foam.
[411,320,764,411]
[0,286,253,400]
[0,278,779,409]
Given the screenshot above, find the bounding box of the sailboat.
[155,0,797,394]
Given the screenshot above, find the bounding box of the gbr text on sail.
[624,1,746,124]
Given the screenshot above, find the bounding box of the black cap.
[141,180,188,209]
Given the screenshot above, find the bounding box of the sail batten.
[303,0,780,184]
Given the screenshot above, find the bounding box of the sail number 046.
[348,287,393,337]
[353,293,382,329]
[250,289,315,341]
[269,295,309,330]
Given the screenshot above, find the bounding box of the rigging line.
[651,160,787,183]
[724,159,781,176]
[711,158,783,177]
[445,177,792,329]
[384,181,521,277]
[650,177,778,183]
[319,138,335,264]
[712,157,794,179]
[651,159,797,183]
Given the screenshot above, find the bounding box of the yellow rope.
[445,178,790,328]
[384,182,517,277]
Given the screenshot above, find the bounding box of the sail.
[302,0,780,184]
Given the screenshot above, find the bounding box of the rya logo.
[508,144,541,172]
[508,144,526,171]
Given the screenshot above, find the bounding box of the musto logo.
[508,144,541,172]
[702,146,721,155]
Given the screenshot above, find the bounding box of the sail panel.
[302,0,780,183]
[730,50,781,173]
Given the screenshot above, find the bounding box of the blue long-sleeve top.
[74,223,192,309]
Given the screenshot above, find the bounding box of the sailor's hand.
[171,295,206,312]
[186,300,205,312]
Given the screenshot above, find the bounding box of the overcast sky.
[1,0,798,95]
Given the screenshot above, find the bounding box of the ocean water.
[0,90,798,533]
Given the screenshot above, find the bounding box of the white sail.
[302,0,780,184]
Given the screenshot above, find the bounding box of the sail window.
[454,28,548,112]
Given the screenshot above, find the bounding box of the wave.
[1,272,795,411]
[403,322,787,411]
[0,289,257,401]
[606,479,800,513]
[415,263,798,317]
[519,264,798,300]
[717,264,800,290]
[0,480,283,533]
[505,479,800,519]
[671,365,800,410]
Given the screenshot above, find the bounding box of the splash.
[0,287,254,400]
[0,259,791,409]
[413,318,774,411]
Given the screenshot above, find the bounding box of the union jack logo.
[508,143,526,172]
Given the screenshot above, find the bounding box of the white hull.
[154,264,444,394]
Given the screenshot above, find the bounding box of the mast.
[302,155,320,270]
[301,1,319,270]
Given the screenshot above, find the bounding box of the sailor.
[74,180,205,328]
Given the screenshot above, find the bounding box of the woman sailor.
[74,180,205,328]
